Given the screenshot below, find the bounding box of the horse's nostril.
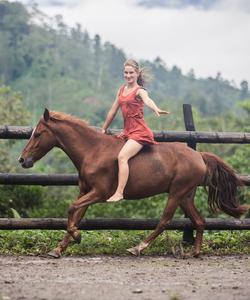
[18,157,24,164]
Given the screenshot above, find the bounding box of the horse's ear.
[43,108,50,122]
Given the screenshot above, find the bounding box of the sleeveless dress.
[117,85,157,145]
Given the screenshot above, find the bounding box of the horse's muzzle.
[18,156,34,168]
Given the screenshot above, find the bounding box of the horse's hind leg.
[180,189,205,258]
[127,192,182,256]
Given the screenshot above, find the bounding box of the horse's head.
[18,108,57,168]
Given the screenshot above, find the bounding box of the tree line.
[0,0,249,126]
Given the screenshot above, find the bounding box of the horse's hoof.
[46,250,61,259]
[171,245,186,259]
[171,246,176,257]
[182,251,192,259]
[127,247,140,256]
[193,252,200,258]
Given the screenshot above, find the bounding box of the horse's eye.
[34,132,41,138]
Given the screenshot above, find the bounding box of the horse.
[19,108,248,258]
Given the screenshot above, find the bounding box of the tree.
[0,1,30,82]
[94,34,103,90]
[240,80,249,100]
[0,85,30,171]
[187,68,195,80]
[0,85,44,218]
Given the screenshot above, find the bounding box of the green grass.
[0,230,249,256]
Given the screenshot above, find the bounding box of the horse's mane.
[50,111,89,126]
[48,111,117,142]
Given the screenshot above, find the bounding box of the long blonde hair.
[124,59,150,87]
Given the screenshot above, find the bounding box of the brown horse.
[19,109,248,258]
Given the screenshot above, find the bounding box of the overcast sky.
[16,0,250,87]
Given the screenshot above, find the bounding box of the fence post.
[182,104,196,245]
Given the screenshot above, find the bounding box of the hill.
[0,0,249,129]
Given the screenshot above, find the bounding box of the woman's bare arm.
[102,90,120,133]
[137,89,170,117]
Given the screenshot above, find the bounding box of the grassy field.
[0,230,249,256]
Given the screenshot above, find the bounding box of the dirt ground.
[0,254,249,300]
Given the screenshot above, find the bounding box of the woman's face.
[124,65,138,85]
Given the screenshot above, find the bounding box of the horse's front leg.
[48,206,89,258]
[67,190,101,242]
[47,232,72,258]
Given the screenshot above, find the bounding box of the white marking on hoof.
[127,242,148,256]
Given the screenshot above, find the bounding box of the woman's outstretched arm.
[137,89,170,117]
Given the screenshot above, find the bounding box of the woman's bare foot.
[106,193,123,202]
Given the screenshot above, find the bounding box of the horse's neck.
[53,121,105,170]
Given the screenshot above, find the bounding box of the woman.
[102,59,170,202]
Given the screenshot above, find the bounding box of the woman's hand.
[155,109,171,117]
[101,128,107,134]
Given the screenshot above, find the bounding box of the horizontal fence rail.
[1,125,250,143]
[0,173,78,186]
[0,218,250,230]
[0,173,250,186]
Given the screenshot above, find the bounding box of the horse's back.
[154,142,207,181]
[141,142,204,168]
[124,142,206,199]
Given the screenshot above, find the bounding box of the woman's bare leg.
[107,139,143,202]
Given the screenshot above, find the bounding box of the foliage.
[0,1,30,83]
[9,208,21,218]
[0,1,249,126]
[0,230,249,256]
[0,85,30,171]
[28,186,77,218]
[0,185,43,217]
[0,85,44,218]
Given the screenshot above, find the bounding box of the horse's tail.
[200,152,249,218]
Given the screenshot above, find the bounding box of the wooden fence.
[0,105,249,233]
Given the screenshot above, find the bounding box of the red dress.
[117,85,157,145]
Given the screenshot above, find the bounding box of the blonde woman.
[102,59,170,202]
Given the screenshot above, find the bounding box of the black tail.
[201,152,249,218]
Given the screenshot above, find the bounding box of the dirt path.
[0,255,249,300]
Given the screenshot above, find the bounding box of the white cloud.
[137,0,216,9]
[215,0,250,12]
[138,0,250,12]
[11,0,250,85]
